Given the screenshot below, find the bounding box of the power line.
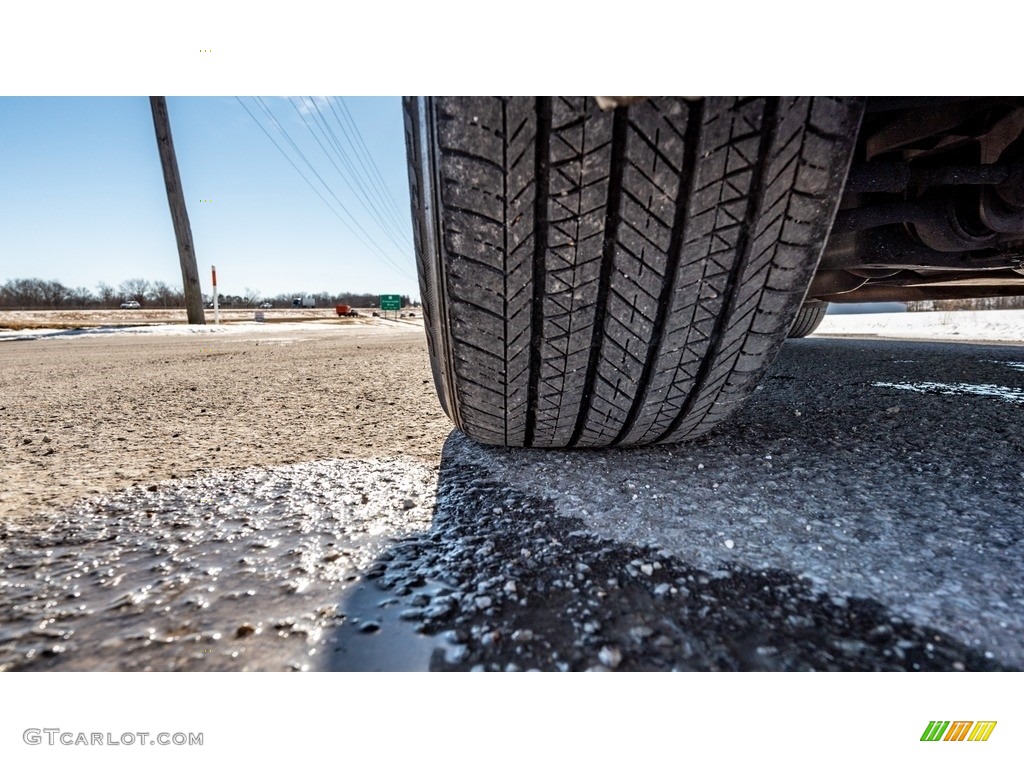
[337,95,413,230]
[338,97,412,232]
[257,97,414,278]
[288,97,411,255]
[235,97,414,281]
[328,97,413,244]
[251,97,414,281]
[305,97,413,247]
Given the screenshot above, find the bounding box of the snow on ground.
[816,309,1024,343]
[1,310,1020,344]
[0,319,423,342]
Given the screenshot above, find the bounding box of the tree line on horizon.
[0,278,414,310]
[10,276,1021,313]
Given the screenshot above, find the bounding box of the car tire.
[404,96,864,447]
[788,300,829,338]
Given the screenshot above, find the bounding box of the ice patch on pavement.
[984,360,1024,372]
[872,381,1024,404]
[0,457,440,671]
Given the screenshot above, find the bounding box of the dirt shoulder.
[0,322,450,518]
[0,306,397,330]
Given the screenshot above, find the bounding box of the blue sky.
[0,97,418,300]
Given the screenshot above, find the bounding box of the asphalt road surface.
[2,337,1021,671]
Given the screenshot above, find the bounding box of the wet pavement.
[1,338,1022,671]
[458,339,1024,668]
[0,459,438,671]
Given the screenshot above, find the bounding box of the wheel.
[405,97,864,448]
[788,300,829,338]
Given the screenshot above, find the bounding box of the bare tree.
[0,279,35,308]
[37,280,69,308]
[119,278,151,304]
[150,280,180,308]
[242,287,261,307]
[68,286,96,307]
[95,282,117,308]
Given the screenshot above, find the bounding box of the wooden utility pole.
[150,96,205,325]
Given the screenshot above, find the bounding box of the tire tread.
[405,96,863,447]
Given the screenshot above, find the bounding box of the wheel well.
[810,97,1024,304]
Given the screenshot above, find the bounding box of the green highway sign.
[380,294,401,311]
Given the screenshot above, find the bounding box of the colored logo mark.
[921,721,997,742]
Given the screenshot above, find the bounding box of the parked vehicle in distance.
[292,294,315,308]
[119,301,141,310]
[258,302,273,308]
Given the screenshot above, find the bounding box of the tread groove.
[567,107,628,448]
[524,97,551,448]
[654,98,781,443]
[611,99,703,445]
